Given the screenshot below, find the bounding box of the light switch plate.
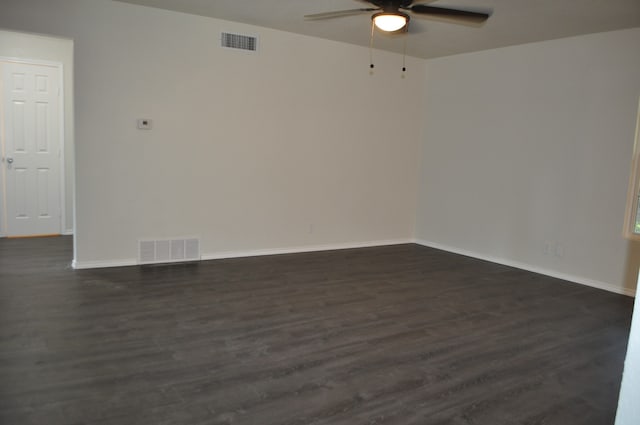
[137,118,152,130]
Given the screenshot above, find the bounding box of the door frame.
[0,56,66,237]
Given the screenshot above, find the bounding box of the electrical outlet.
[543,241,565,258]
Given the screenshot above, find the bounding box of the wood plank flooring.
[0,236,634,425]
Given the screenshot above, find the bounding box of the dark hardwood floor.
[0,236,634,425]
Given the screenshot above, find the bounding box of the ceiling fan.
[304,0,491,33]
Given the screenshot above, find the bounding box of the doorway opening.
[0,30,74,249]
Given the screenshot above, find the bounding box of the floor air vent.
[138,238,200,265]
[221,32,258,52]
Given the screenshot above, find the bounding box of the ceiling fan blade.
[304,8,379,20]
[409,4,491,23]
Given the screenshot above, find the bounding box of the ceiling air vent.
[221,32,258,52]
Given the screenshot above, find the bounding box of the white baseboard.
[72,238,634,297]
[201,239,413,261]
[414,239,636,297]
[72,238,413,270]
[72,258,137,270]
[62,229,73,236]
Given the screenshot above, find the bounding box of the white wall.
[416,28,640,295]
[0,0,425,266]
[0,29,74,234]
[616,272,640,423]
[3,0,638,296]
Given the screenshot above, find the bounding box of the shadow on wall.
[623,240,640,294]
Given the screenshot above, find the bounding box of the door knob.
[6,158,13,164]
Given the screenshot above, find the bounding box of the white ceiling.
[114,0,640,59]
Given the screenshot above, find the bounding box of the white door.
[1,61,62,237]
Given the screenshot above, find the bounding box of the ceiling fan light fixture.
[372,12,409,32]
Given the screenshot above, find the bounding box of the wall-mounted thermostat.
[137,119,153,130]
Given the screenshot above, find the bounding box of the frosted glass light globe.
[373,13,408,32]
